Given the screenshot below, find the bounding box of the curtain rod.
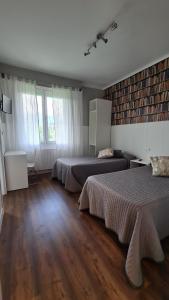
[37,83,83,92]
[0,72,83,91]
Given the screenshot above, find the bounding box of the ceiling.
[0,0,169,89]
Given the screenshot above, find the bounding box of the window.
[36,88,57,144]
[46,96,55,142]
[3,77,83,162]
[37,95,44,143]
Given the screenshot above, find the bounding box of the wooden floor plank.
[0,174,169,300]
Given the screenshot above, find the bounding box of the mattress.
[52,157,128,192]
[79,166,169,287]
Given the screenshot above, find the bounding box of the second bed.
[52,156,129,192]
[79,166,169,287]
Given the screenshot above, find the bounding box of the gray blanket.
[79,166,169,287]
[52,157,128,192]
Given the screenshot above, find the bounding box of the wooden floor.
[1,175,169,300]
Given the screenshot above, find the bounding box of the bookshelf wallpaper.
[104,57,169,125]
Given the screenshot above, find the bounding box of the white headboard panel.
[111,121,169,162]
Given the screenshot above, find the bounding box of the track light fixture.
[97,33,108,44]
[84,50,90,56]
[93,42,97,48]
[84,20,118,57]
[111,21,118,30]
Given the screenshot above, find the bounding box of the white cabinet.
[5,151,28,191]
[89,98,112,155]
[89,110,97,146]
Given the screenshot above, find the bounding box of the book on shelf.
[112,91,169,112]
[112,111,169,125]
[106,58,169,125]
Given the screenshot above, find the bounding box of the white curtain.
[0,76,40,153]
[14,80,40,152]
[50,86,83,156]
[35,86,84,169]
[0,76,84,170]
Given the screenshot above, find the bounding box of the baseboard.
[0,207,4,233]
[37,169,52,175]
[28,169,52,176]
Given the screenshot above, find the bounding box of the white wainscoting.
[111,121,169,162]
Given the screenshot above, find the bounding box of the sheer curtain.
[51,86,83,156]
[35,86,84,169]
[0,76,40,157]
[0,76,84,170]
[14,80,40,152]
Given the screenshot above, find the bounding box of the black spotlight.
[84,50,90,56]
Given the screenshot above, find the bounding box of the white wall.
[0,113,5,231]
[111,121,169,162]
[0,113,7,194]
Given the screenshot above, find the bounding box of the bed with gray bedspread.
[52,157,128,192]
[79,166,169,287]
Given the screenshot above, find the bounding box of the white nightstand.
[130,159,149,169]
[5,151,28,191]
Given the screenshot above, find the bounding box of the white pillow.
[98,148,114,159]
[150,156,169,176]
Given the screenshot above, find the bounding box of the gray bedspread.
[79,166,169,287]
[52,157,128,192]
